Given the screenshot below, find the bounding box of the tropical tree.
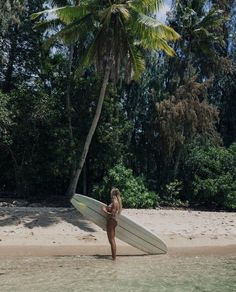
[154,76,220,182]
[0,0,44,92]
[32,0,180,197]
[165,0,227,90]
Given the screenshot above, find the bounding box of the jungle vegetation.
[0,0,235,210]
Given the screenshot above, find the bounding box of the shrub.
[183,143,236,210]
[92,163,159,208]
[161,180,187,207]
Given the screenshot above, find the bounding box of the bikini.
[107,203,118,224]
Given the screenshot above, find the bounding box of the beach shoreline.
[0,207,235,258]
[0,244,235,258]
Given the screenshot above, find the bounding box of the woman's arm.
[102,203,117,216]
[104,202,118,217]
[102,205,111,215]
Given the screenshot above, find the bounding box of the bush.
[161,180,187,207]
[92,163,159,208]
[183,143,236,210]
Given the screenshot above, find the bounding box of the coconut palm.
[32,0,180,196]
[169,1,226,75]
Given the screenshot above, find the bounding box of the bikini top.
[108,203,119,219]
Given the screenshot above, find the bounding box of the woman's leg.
[107,219,117,260]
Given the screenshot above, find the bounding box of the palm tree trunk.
[66,62,111,197]
[83,161,87,195]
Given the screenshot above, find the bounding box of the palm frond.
[33,18,62,32]
[56,6,89,24]
[137,13,180,41]
[117,16,145,80]
[42,14,93,48]
[197,8,225,29]
[129,0,164,14]
[128,43,146,80]
[129,15,178,56]
[31,6,88,25]
[140,34,176,56]
[31,6,66,20]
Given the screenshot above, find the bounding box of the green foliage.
[1,0,45,92]
[0,91,13,144]
[161,180,187,207]
[183,144,236,210]
[92,163,159,208]
[0,0,24,34]
[0,84,73,198]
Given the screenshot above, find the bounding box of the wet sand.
[0,207,235,257]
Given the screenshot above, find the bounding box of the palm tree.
[169,0,226,78]
[32,0,180,197]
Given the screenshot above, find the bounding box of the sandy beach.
[0,207,235,257]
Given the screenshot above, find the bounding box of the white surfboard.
[71,194,167,254]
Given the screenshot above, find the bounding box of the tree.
[32,0,180,196]
[215,1,236,146]
[183,143,236,210]
[118,0,235,195]
[165,0,228,90]
[153,76,220,184]
[0,0,44,92]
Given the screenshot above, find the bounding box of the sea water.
[0,255,235,292]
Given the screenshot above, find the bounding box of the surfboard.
[71,194,167,255]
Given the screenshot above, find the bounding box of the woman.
[102,187,122,260]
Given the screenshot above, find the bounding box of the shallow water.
[0,255,235,292]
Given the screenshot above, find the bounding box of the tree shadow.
[0,207,96,233]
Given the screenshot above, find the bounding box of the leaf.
[31,5,88,25]
[137,13,180,41]
[128,44,146,80]
[129,0,164,14]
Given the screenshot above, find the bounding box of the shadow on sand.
[0,207,96,233]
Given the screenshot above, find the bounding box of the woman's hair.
[111,187,122,214]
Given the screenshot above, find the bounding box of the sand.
[0,207,235,257]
